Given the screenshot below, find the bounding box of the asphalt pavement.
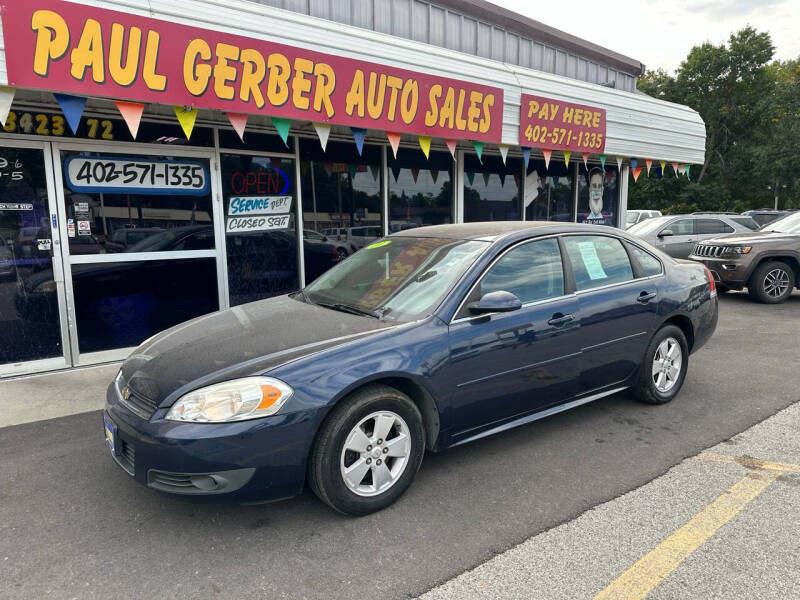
[0,291,798,599]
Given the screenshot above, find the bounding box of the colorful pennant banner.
[581,152,590,168]
[418,135,431,159]
[226,112,248,142]
[55,93,86,135]
[522,147,531,170]
[0,86,16,127]
[472,141,484,163]
[563,150,571,167]
[173,105,198,139]
[600,154,607,170]
[645,159,652,176]
[272,117,291,145]
[350,127,367,155]
[313,122,331,151]
[542,148,552,170]
[386,132,402,158]
[498,145,509,165]
[632,167,642,182]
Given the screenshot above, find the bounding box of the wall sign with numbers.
[64,156,210,195]
[3,110,114,139]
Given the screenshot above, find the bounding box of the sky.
[493,0,800,73]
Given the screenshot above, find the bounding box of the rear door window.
[627,244,663,277]
[695,219,734,235]
[563,235,634,291]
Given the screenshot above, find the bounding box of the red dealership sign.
[519,94,606,153]
[1,0,503,142]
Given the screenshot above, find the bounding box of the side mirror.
[468,290,522,315]
[658,229,674,238]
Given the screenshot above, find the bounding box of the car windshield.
[628,216,672,236]
[763,212,800,234]
[303,236,487,322]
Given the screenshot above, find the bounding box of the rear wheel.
[748,261,795,304]
[634,325,689,405]
[335,248,348,262]
[309,385,425,515]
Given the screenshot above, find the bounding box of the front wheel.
[634,325,689,405]
[309,385,425,515]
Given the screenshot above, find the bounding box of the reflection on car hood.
[120,295,394,404]
[702,231,800,245]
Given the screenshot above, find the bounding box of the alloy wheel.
[652,337,682,393]
[340,411,411,497]
[763,268,790,299]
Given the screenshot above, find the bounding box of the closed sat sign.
[226,215,291,233]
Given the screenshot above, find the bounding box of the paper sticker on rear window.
[577,241,608,280]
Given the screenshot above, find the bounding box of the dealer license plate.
[104,414,116,454]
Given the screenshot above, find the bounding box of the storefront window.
[300,139,382,279]
[463,155,522,222]
[71,258,218,353]
[577,166,618,227]
[218,130,294,154]
[221,154,302,305]
[389,148,453,231]
[59,151,214,254]
[524,160,574,222]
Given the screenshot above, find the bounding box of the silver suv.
[628,213,759,258]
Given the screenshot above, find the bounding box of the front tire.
[634,325,689,405]
[748,261,795,304]
[309,385,425,515]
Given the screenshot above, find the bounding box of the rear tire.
[748,261,795,304]
[309,385,425,515]
[634,325,689,405]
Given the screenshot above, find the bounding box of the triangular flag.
[482,171,491,187]
[498,145,509,165]
[659,160,667,173]
[616,156,623,171]
[581,152,590,168]
[499,172,507,187]
[272,117,291,146]
[630,158,638,169]
[348,163,358,179]
[411,167,420,183]
[370,164,380,181]
[391,166,401,182]
[552,177,559,190]
[513,173,520,188]
[563,150,571,167]
[351,127,367,155]
[443,139,456,160]
[680,164,687,176]
[542,148,552,169]
[430,169,439,184]
[313,122,331,151]
[466,171,475,186]
[472,141,484,163]
[645,159,652,176]
[632,167,642,181]
[225,112,248,142]
[418,135,431,159]
[600,154,607,170]
[386,132,401,158]
[173,105,198,140]
[672,162,679,177]
[522,147,531,170]
[55,93,87,135]
[685,165,691,180]
[0,86,16,127]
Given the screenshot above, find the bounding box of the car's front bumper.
[104,382,318,501]
[688,254,749,289]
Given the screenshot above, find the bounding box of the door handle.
[548,313,575,326]
[637,291,657,303]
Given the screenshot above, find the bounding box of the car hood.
[120,295,395,404]
[703,231,800,245]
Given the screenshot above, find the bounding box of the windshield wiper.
[315,302,382,319]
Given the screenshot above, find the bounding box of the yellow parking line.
[697,451,800,474]
[593,470,780,600]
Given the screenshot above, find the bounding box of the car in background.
[741,210,795,229]
[104,227,165,252]
[303,229,351,262]
[625,210,662,229]
[14,226,41,259]
[103,222,717,515]
[322,225,382,250]
[690,210,800,303]
[628,213,759,258]
[0,234,14,279]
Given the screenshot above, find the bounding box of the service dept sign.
[226,195,292,232]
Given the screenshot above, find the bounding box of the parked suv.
[628,213,759,258]
[741,209,795,228]
[689,211,800,303]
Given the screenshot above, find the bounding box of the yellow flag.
[563,150,571,167]
[174,105,198,140]
[418,135,432,159]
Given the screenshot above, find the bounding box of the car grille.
[694,244,725,257]
[115,439,135,476]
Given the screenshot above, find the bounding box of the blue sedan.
[104,222,718,515]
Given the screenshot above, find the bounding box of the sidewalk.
[421,401,800,600]
[0,363,119,427]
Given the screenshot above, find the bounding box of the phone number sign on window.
[64,156,210,195]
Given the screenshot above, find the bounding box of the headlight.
[165,377,293,423]
[723,246,751,255]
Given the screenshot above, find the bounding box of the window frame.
[659,217,695,237]
[451,234,572,323]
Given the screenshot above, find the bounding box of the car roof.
[390,221,618,242]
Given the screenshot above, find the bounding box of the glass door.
[0,140,71,376]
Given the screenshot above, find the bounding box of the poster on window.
[578,168,618,227]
